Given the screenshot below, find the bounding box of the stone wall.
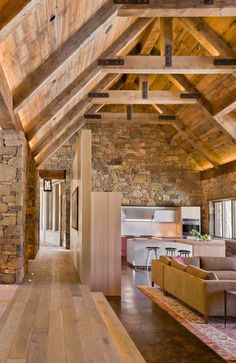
[201,172,236,234]
[0,130,39,283]
[91,124,202,206]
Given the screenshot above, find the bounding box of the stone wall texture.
[0,131,39,283]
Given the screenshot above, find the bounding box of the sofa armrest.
[203,280,236,316]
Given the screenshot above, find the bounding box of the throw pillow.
[186,265,209,280]
[159,256,172,265]
[170,259,187,271]
[172,256,185,264]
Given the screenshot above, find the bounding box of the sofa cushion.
[212,270,236,280]
[159,256,172,265]
[170,259,187,271]
[182,256,200,268]
[200,257,236,271]
[186,265,218,280]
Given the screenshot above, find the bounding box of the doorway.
[39,170,68,248]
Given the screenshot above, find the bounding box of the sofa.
[151,256,236,321]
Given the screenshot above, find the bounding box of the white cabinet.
[181,207,200,220]
[153,209,177,223]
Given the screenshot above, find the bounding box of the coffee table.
[224,289,236,328]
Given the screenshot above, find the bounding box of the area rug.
[138,286,236,363]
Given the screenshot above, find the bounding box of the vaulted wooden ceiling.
[0,0,236,171]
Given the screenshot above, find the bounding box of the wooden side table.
[224,289,236,328]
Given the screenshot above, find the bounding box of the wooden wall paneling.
[91,192,121,296]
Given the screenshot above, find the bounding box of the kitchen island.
[127,237,225,267]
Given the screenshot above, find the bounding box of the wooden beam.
[178,18,235,57]
[140,18,160,55]
[0,66,22,130]
[38,170,66,180]
[84,112,176,124]
[157,105,222,168]
[160,18,173,66]
[13,2,120,112]
[101,56,236,74]
[213,90,236,119]
[26,18,152,140]
[167,74,213,113]
[90,90,200,105]
[0,0,41,44]
[201,159,236,180]
[117,1,236,17]
[35,120,86,167]
[0,94,15,129]
[30,75,117,157]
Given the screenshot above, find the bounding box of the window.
[212,199,235,239]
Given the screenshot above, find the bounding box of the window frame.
[212,198,235,240]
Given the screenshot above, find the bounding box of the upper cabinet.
[181,207,201,220]
[153,209,178,223]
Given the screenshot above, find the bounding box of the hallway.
[0,245,146,363]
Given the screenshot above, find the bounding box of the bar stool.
[165,247,176,257]
[178,249,191,257]
[145,247,160,271]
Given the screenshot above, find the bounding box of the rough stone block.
[0,164,17,182]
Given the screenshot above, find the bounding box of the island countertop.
[128,237,225,246]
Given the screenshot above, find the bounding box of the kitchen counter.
[127,238,225,267]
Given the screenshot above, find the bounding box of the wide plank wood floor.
[0,244,146,363]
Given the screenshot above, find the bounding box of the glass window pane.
[223,200,232,239]
[214,202,222,237]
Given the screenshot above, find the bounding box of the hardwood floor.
[0,245,146,363]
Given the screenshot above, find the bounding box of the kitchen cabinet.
[181,207,201,220]
[153,209,178,223]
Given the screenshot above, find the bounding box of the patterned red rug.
[138,286,236,363]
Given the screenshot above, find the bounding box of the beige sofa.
[151,256,236,321]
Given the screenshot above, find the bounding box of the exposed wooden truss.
[0,2,236,171]
[117,1,236,17]
[84,112,175,124]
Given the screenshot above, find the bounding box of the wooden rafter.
[160,18,173,58]
[0,94,14,129]
[178,18,235,57]
[26,18,153,141]
[168,74,236,143]
[0,0,42,44]
[118,1,236,17]
[201,159,236,179]
[0,65,22,130]
[13,2,120,112]
[101,56,236,74]
[155,105,222,168]
[31,75,117,157]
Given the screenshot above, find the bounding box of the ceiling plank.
[35,119,86,167]
[26,17,153,140]
[0,65,22,130]
[101,56,236,74]
[13,2,120,112]
[30,75,117,157]
[117,1,236,17]
[90,90,201,105]
[0,0,42,44]
[178,17,235,57]
[155,105,222,168]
